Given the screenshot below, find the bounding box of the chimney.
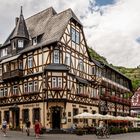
[15,17,19,26]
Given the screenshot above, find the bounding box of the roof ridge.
[54,8,72,17]
[26,7,56,20]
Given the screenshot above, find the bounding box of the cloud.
[0,0,140,67]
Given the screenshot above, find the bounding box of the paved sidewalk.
[0,130,140,140]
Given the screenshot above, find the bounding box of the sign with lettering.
[23,103,40,108]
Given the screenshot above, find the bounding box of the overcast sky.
[0,0,140,68]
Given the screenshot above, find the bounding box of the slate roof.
[11,7,29,40]
[2,7,82,52]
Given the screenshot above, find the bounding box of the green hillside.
[88,47,108,64]
[88,47,140,90]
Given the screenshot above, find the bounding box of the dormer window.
[32,37,37,45]
[18,40,24,48]
[12,42,16,50]
[1,48,7,57]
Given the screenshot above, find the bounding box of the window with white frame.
[79,60,84,71]
[24,83,28,93]
[71,27,80,44]
[12,42,16,50]
[1,48,7,57]
[0,89,3,97]
[96,67,102,77]
[52,77,57,88]
[65,53,71,66]
[76,31,80,44]
[18,40,24,48]
[4,88,8,97]
[53,50,59,63]
[34,81,38,92]
[13,85,18,95]
[52,77,62,88]
[32,37,37,45]
[28,82,33,93]
[77,84,84,94]
[28,56,33,68]
[3,64,9,73]
[19,61,23,70]
[92,88,98,98]
[58,77,62,88]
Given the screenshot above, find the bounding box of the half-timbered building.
[131,87,140,116]
[0,7,132,130]
[99,63,132,116]
[0,7,102,129]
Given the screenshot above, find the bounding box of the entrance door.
[52,107,61,129]
[15,109,19,128]
[12,109,20,129]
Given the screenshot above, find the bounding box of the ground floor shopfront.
[0,102,98,129]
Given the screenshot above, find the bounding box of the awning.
[76,76,89,85]
[44,63,69,71]
[0,54,20,64]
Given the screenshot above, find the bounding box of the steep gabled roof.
[2,7,82,50]
[20,8,83,53]
[10,7,29,40]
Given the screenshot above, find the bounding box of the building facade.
[131,87,140,116]
[99,64,132,116]
[0,7,132,130]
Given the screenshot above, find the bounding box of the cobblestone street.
[0,131,140,140]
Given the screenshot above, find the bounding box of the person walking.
[2,119,7,136]
[25,119,31,136]
[34,120,41,138]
